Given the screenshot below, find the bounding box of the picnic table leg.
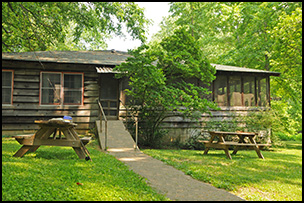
[203,147,210,155]
[218,135,232,159]
[253,146,264,159]
[223,146,232,159]
[28,146,40,153]
[232,146,240,155]
[13,145,32,157]
[204,134,217,155]
[248,137,264,159]
[69,128,91,160]
[72,147,87,159]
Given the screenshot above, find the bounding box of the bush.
[180,133,205,150]
[275,131,302,141]
[123,109,168,148]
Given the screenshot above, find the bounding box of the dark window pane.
[2,88,11,103]
[41,73,61,104]
[63,74,83,105]
[243,76,255,107]
[64,90,82,104]
[64,74,82,88]
[229,76,242,106]
[257,77,267,106]
[2,71,12,86]
[214,75,227,106]
[42,73,61,88]
[2,71,13,104]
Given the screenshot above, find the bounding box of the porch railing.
[119,99,139,150]
[97,100,108,151]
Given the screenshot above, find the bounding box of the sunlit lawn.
[143,141,302,201]
[2,138,169,201]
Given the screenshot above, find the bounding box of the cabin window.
[243,76,256,106]
[214,75,228,106]
[229,76,242,106]
[63,73,83,105]
[213,74,269,107]
[40,72,83,105]
[2,70,14,105]
[41,72,61,105]
[257,77,267,106]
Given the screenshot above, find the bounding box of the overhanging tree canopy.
[2,2,150,52]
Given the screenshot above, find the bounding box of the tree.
[2,2,150,52]
[115,27,218,147]
[155,2,302,138]
[270,7,302,135]
[167,2,301,69]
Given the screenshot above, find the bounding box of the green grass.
[2,138,169,201]
[143,141,302,201]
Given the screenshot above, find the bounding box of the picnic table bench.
[201,131,271,159]
[13,119,92,160]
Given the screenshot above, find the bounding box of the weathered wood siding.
[160,107,268,141]
[2,60,99,135]
[119,106,271,144]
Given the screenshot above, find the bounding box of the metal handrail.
[119,99,139,150]
[97,100,108,151]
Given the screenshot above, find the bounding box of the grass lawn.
[143,141,302,201]
[2,137,169,201]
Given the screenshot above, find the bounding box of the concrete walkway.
[97,120,244,201]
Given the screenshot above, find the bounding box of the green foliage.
[143,141,302,201]
[274,132,302,141]
[270,7,302,136]
[204,117,240,133]
[180,132,205,150]
[156,2,302,142]
[2,138,168,201]
[115,27,218,147]
[2,2,150,52]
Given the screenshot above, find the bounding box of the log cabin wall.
[2,60,100,135]
[118,72,274,145]
[159,107,271,144]
[2,52,280,143]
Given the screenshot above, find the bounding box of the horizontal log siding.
[2,60,99,135]
[119,106,269,143]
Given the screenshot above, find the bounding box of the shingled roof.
[2,50,280,76]
[2,50,130,66]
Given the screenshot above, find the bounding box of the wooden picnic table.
[202,131,271,159]
[13,119,91,160]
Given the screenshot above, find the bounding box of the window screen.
[243,76,256,106]
[257,77,267,106]
[63,74,83,104]
[214,75,227,106]
[229,76,242,106]
[41,73,61,104]
[40,72,83,105]
[2,70,13,104]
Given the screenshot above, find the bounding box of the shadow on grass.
[33,147,81,160]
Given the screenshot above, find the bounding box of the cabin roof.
[210,64,280,76]
[2,50,130,66]
[2,50,280,76]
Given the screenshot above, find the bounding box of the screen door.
[99,74,119,119]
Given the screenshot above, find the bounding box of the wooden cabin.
[2,51,280,142]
